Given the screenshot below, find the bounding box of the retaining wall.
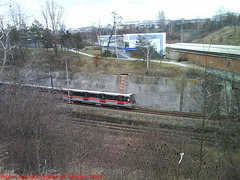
[51,72,202,112]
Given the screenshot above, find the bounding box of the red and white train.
[61,88,136,108]
[0,82,136,108]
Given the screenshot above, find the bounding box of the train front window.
[131,94,136,104]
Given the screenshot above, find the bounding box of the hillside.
[1,49,204,80]
[192,26,240,45]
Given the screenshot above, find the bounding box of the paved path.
[69,49,95,57]
[70,49,204,70]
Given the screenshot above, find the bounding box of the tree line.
[90,9,240,45]
[2,19,84,50]
[0,0,84,73]
[168,8,240,42]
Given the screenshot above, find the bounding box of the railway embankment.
[62,103,220,133]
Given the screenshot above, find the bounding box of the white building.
[98,33,166,53]
[123,33,166,53]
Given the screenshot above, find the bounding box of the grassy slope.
[7,49,203,79]
[192,26,240,45]
[68,53,203,79]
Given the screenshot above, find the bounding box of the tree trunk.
[146,48,149,75]
[1,36,8,74]
[53,41,58,56]
[105,34,113,58]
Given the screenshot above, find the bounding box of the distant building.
[119,20,160,29]
[98,33,166,53]
[166,43,240,73]
[119,18,207,30]
[68,27,93,34]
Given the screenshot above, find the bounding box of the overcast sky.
[1,0,240,28]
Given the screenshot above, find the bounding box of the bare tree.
[0,18,13,74]
[105,11,122,58]
[0,82,77,174]
[41,0,65,56]
[92,20,104,56]
[0,0,26,74]
[8,0,26,30]
[136,35,156,74]
[157,10,166,31]
[186,65,240,179]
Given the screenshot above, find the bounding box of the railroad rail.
[70,102,227,120]
[64,103,231,145]
[71,102,204,119]
[70,116,216,144]
[131,108,203,119]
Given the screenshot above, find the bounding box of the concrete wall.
[0,69,203,112]
[49,72,202,112]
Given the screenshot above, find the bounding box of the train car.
[0,81,136,108]
[61,88,136,108]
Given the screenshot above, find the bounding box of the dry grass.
[5,49,204,79]
[67,55,203,79]
[1,49,239,179]
[0,85,238,178]
[64,123,240,179]
[192,26,240,45]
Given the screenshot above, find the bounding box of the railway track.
[65,103,237,146]
[131,108,203,119]
[63,103,226,139]
[70,102,204,119]
[70,116,215,144]
[72,118,148,133]
[69,102,228,121]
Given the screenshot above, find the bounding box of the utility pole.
[115,25,118,58]
[49,68,53,89]
[181,19,184,43]
[66,56,70,102]
[50,75,53,89]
